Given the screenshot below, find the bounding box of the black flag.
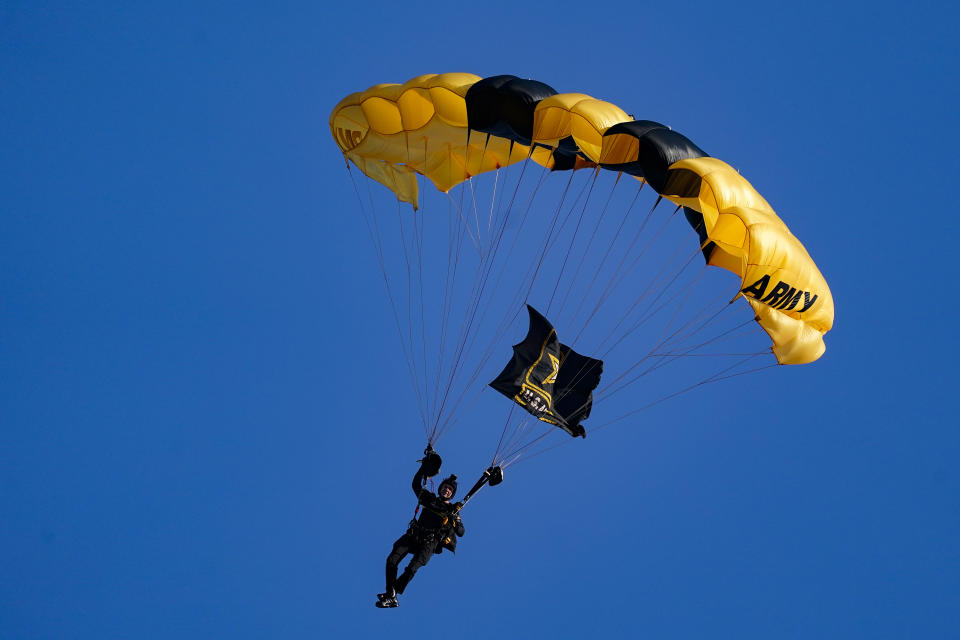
[489,305,603,438]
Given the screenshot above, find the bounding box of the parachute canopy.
[489,306,603,438]
[330,73,834,365]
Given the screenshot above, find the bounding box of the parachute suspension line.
[505,192,765,459]
[644,218,720,354]
[700,360,778,381]
[410,136,436,430]
[590,355,777,433]
[646,321,763,367]
[498,419,560,468]
[619,322,756,391]
[429,186,473,441]
[545,168,601,317]
[504,414,543,461]
[569,195,670,346]
[413,206,431,430]
[475,167,579,358]
[494,410,552,471]
[604,196,680,300]
[369,179,428,434]
[432,176,517,437]
[430,207,501,439]
[598,316,758,406]
[487,169,499,235]
[430,163,557,440]
[653,349,770,358]
[593,203,685,349]
[449,186,482,254]
[592,237,702,359]
[655,280,740,352]
[569,178,642,334]
[656,295,769,356]
[539,269,696,437]
[492,402,519,467]
[656,298,749,357]
[593,260,733,398]
[503,356,777,468]
[637,302,763,364]
[611,221,766,365]
[394,201,428,434]
[479,166,581,349]
[428,133,507,437]
[346,164,429,434]
[432,166,580,440]
[430,157,534,440]
[394,132,427,424]
[403,203,436,437]
[533,184,661,430]
[430,188,470,430]
[603,245,707,354]
[455,166,595,415]
[652,256,709,345]
[451,156,554,373]
[501,430,566,467]
[466,163,563,363]
[441,155,600,446]
[528,169,598,292]
[432,167,577,443]
[433,158,556,442]
[467,171,483,255]
[554,170,623,322]
[543,258,703,428]
[654,296,758,355]
[440,167,612,448]
[497,418,542,468]
[453,132,490,257]
[447,158,555,365]
[497,446,528,470]
[602,263,715,393]
[636,204,741,357]
[515,176,647,435]
[549,252,731,428]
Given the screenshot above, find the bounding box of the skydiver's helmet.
[438,475,457,500]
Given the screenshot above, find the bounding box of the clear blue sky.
[3,2,958,638]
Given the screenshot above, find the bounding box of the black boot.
[375,593,398,608]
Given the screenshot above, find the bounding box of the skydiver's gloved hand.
[453,501,463,513]
[419,445,442,477]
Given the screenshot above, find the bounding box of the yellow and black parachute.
[331,73,833,367]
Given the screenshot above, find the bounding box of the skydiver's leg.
[394,541,435,594]
[385,534,413,594]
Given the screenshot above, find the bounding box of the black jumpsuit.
[385,467,465,595]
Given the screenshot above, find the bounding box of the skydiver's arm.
[412,465,428,502]
[454,519,465,537]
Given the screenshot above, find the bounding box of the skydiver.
[376,448,464,608]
